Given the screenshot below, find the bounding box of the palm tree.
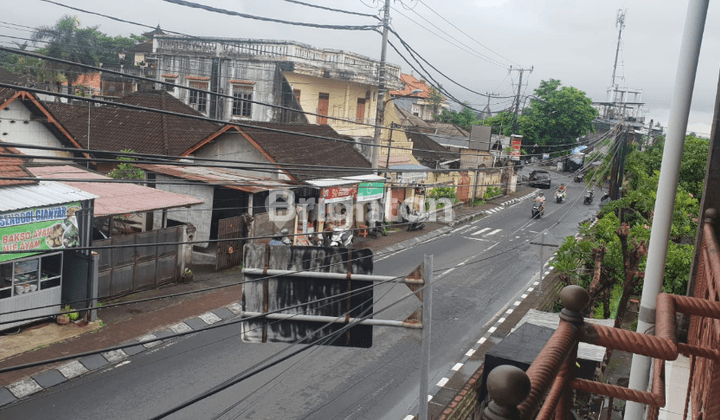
[32,15,99,97]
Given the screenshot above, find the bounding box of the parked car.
[528,170,552,189]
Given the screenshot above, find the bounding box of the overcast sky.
[3,0,719,136]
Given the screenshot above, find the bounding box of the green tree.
[480,111,516,136]
[434,105,479,130]
[518,79,598,154]
[108,149,145,180]
[32,15,100,96]
[428,86,443,118]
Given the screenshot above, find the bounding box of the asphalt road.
[2,168,599,420]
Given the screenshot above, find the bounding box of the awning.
[0,181,97,212]
[28,166,203,217]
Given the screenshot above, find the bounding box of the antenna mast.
[611,9,626,89]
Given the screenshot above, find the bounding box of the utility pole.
[611,9,626,90]
[371,0,392,173]
[510,66,533,133]
[608,124,628,201]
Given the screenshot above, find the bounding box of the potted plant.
[181,268,194,284]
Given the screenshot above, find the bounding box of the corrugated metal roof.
[306,174,386,188]
[513,309,614,363]
[0,181,97,212]
[28,166,204,217]
[138,164,294,193]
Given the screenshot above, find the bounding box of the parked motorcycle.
[583,190,594,205]
[531,201,545,219]
[406,211,429,231]
[329,226,354,247]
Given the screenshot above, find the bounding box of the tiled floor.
[659,355,690,420]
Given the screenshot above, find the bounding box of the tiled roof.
[0,142,36,187]
[0,68,34,86]
[137,164,295,194]
[236,123,372,180]
[389,73,431,98]
[44,90,220,156]
[409,132,459,163]
[0,87,18,103]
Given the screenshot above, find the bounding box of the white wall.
[192,131,283,179]
[0,101,73,161]
[153,175,214,248]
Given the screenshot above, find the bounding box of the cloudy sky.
[2,0,719,136]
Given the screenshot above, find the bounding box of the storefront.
[0,183,95,331]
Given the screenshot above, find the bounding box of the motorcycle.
[405,211,429,231]
[583,190,594,205]
[531,201,545,219]
[329,226,353,247]
[555,190,566,203]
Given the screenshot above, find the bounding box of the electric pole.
[371,0,392,173]
[510,66,533,134]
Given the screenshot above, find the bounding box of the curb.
[0,303,246,407]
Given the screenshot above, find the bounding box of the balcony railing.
[481,209,720,420]
[153,37,402,88]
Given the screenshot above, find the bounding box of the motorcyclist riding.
[557,183,567,196]
[534,193,546,211]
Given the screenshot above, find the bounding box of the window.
[232,86,253,118]
[164,78,176,92]
[188,81,208,113]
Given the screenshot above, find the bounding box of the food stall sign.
[356,182,385,202]
[0,202,82,262]
[321,186,357,204]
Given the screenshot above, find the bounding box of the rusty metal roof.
[138,164,295,193]
[28,165,204,217]
[0,142,36,187]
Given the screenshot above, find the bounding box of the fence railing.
[481,209,720,420]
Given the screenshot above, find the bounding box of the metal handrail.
[481,209,720,420]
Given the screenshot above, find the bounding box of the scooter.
[531,201,545,219]
[329,226,353,247]
[583,190,594,205]
[555,190,565,203]
[406,212,429,231]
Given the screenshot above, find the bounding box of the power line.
[281,0,380,19]
[417,0,523,68]
[161,0,380,30]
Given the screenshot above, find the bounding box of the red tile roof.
[389,73,431,98]
[0,142,36,187]
[44,90,220,156]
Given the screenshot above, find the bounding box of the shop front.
[1,185,95,331]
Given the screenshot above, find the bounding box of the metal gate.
[216,215,247,270]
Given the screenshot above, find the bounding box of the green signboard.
[0,202,82,262]
[357,182,385,202]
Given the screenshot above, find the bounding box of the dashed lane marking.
[472,227,491,236]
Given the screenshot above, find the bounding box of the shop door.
[356,98,366,121]
[216,216,246,270]
[391,188,406,220]
[317,93,330,124]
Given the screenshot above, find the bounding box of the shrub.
[483,186,503,199]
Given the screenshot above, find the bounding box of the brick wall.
[436,367,484,420]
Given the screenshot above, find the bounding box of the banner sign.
[356,182,384,202]
[0,202,82,262]
[511,138,522,160]
[321,186,357,204]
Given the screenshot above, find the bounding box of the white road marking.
[521,294,528,299]
[437,377,449,387]
[514,301,522,306]
[466,349,475,357]
[472,227,491,236]
[478,337,487,344]
[498,318,505,323]
[488,326,497,333]
[533,281,540,286]
[467,237,491,242]
[486,229,502,236]
[441,268,456,276]
[452,363,464,371]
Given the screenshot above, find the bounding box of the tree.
[428,86,443,118]
[434,105,479,130]
[32,15,100,96]
[480,111,516,136]
[518,79,598,154]
[107,149,145,180]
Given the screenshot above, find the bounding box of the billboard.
[0,202,82,262]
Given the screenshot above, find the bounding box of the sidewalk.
[0,185,537,407]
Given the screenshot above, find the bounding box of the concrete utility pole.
[510,66,533,133]
[624,1,709,419]
[371,0,392,173]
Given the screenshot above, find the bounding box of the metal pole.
[419,254,433,420]
[371,0,391,173]
[625,1,709,419]
[539,231,546,294]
